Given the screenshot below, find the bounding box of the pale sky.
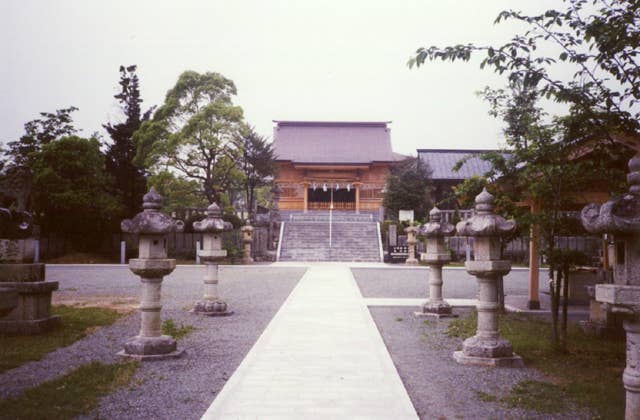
[1,0,567,156]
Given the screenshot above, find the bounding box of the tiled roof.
[417,149,496,180]
[273,121,396,164]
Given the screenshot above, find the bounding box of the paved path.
[201,265,418,419]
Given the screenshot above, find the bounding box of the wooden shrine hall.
[272,121,401,215]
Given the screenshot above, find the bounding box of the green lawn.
[0,361,138,419]
[0,305,123,373]
[448,311,626,418]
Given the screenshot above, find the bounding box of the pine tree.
[103,65,153,218]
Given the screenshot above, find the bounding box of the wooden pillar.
[355,185,360,214]
[528,200,541,310]
[303,183,308,213]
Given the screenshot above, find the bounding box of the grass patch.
[475,390,498,402]
[502,380,567,413]
[161,319,195,340]
[395,317,404,322]
[0,361,138,419]
[448,310,625,418]
[422,319,436,327]
[0,305,123,374]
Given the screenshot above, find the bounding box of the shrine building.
[273,121,400,216]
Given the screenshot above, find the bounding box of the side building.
[417,149,496,210]
[273,121,400,218]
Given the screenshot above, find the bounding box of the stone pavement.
[201,265,418,419]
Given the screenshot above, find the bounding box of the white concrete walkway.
[201,265,418,420]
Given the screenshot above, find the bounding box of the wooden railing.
[308,201,356,210]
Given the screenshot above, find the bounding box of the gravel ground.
[353,266,548,299]
[369,306,593,419]
[0,264,306,420]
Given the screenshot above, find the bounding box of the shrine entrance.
[308,187,356,211]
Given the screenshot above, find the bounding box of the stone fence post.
[454,188,523,367]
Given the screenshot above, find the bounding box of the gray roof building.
[273,121,397,164]
[417,149,496,180]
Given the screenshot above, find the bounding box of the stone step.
[279,220,381,262]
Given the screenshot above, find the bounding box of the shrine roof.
[417,149,498,180]
[273,121,397,164]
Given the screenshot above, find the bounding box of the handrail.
[276,222,285,261]
[329,208,332,248]
[376,222,384,262]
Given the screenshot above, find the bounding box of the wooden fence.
[37,227,272,261]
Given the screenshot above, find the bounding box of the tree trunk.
[549,267,559,347]
[561,266,570,350]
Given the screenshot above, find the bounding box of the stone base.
[453,350,524,368]
[0,315,61,335]
[120,335,182,360]
[0,263,45,282]
[405,258,419,265]
[191,300,233,317]
[527,300,541,310]
[0,286,18,317]
[414,311,458,319]
[462,336,514,358]
[580,320,625,339]
[414,301,458,319]
[0,239,37,263]
[118,349,184,361]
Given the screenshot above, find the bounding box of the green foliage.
[31,136,121,247]
[161,319,195,340]
[3,107,79,168]
[103,65,153,219]
[0,361,138,419]
[410,0,640,140]
[383,157,433,221]
[134,70,245,204]
[0,305,122,373]
[238,125,276,221]
[147,170,207,214]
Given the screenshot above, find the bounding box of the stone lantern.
[582,152,640,419]
[405,225,419,265]
[417,207,456,318]
[119,187,182,360]
[454,188,523,367]
[241,222,254,264]
[192,203,233,316]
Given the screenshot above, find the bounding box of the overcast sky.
[1,0,567,156]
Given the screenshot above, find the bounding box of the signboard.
[399,210,414,223]
[388,245,409,263]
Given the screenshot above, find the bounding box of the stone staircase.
[278,212,382,262]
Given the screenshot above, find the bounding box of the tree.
[459,82,628,348]
[103,65,153,218]
[383,157,433,221]
[409,0,640,142]
[4,107,79,168]
[31,136,120,249]
[238,126,276,221]
[134,70,244,204]
[410,0,636,349]
[147,170,207,214]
